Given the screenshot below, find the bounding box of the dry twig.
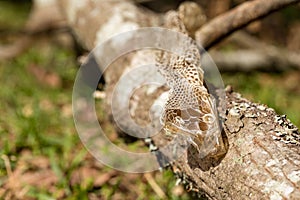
[196,0,300,49]
[144,173,166,199]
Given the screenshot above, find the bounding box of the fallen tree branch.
[168,89,300,199]
[59,0,300,199]
[0,0,66,60]
[0,36,32,60]
[0,26,70,60]
[205,31,300,72]
[205,49,300,72]
[195,0,300,49]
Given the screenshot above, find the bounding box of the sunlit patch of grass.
[0,36,87,198]
[0,46,78,155]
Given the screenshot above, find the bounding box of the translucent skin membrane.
[156,13,225,158]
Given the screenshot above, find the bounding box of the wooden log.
[60,0,300,199]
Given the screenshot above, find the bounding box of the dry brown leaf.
[2,151,58,199]
[27,64,62,88]
[70,166,117,188]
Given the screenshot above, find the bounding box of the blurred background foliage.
[0,0,299,199]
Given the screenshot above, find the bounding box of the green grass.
[0,43,80,196]
[0,46,76,153]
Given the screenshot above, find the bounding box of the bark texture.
[195,0,300,49]
[59,0,300,199]
[170,90,300,199]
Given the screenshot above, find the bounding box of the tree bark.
[59,0,300,199]
[195,0,300,49]
[171,90,300,199]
